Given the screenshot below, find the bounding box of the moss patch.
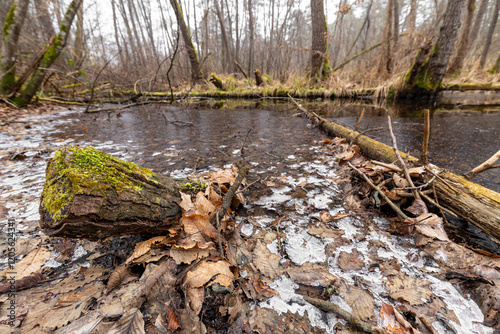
[41,146,156,221]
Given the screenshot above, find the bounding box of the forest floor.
[0,104,499,334]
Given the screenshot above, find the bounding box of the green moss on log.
[41,146,156,221]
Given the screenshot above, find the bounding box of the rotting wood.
[254,69,264,86]
[303,296,389,333]
[39,146,182,239]
[289,95,500,240]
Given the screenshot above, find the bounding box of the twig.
[371,160,403,172]
[212,163,251,257]
[166,31,180,103]
[424,166,457,192]
[419,191,458,217]
[464,149,500,179]
[348,162,408,219]
[302,296,388,333]
[393,175,436,190]
[84,52,120,113]
[355,108,365,131]
[162,111,193,126]
[239,128,252,156]
[421,109,430,164]
[387,116,420,200]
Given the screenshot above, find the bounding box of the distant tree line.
[0,0,499,105]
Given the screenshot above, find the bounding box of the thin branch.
[84,52,121,113]
[464,149,500,179]
[387,116,420,200]
[348,162,408,219]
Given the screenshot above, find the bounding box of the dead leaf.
[184,260,235,288]
[6,247,50,279]
[286,263,336,287]
[393,174,409,188]
[107,265,129,290]
[338,249,365,272]
[176,308,206,334]
[252,275,279,298]
[320,211,332,222]
[108,308,145,334]
[144,260,177,300]
[252,240,282,279]
[338,284,374,321]
[381,302,421,334]
[406,199,428,216]
[166,307,181,331]
[182,213,218,241]
[186,287,205,315]
[226,294,243,324]
[195,191,217,220]
[205,185,222,202]
[170,244,212,265]
[307,226,344,239]
[126,236,167,264]
[386,275,432,306]
[178,192,195,212]
[414,213,449,245]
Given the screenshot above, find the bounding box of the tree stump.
[39,146,181,239]
[209,74,226,90]
[254,69,264,86]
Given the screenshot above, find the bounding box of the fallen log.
[39,146,182,239]
[289,95,500,240]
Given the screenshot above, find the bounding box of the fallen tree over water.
[289,95,500,241]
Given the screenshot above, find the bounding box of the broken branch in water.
[303,296,389,333]
[387,115,421,200]
[240,128,252,156]
[464,149,500,179]
[348,162,409,220]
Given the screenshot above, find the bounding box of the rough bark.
[16,0,83,106]
[310,0,329,78]
[447,0,476,74]
[408,0,417,31]
[247,0,254,75]
[378,0,394,75]
[402,0,466,96]
[34,0,56,40]
[73,0,84,66]
[39,146,182,240]
[169,0,203,82]
[0,0,30,95]
[479,0,500,68]
[469,0,489,47]
[393,0,400,45]
[214,0,234,73]
[293,98,500,240]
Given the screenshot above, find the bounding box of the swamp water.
[0,100,499,333]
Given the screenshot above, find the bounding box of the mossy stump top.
[39,146,181,239]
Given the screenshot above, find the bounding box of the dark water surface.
[51,100,500,191]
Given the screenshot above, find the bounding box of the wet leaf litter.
[0,106,498,333]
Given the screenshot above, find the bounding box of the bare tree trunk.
[169,0,203,82]
[402,0,466,96]
[345,0,372,58]
[247,0,254,74]
[0,0,30,95]
[479,0,500,68]
[112,0,126,67]
[408,0,417,31]
[469,0,489,46]
[16,0,84,106]
[117,0,141,69]
[378,0,393,74]
[127,0,147,66]
[310,0,329,78]
[73,0,85,68]
[393,0,400,45]
[34,0,56,40]
[447,0,476,74]
[214,0,234,73]
[138,0,159,62]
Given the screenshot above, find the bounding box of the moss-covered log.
[292,97,500,240]
[39,146,181,239]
